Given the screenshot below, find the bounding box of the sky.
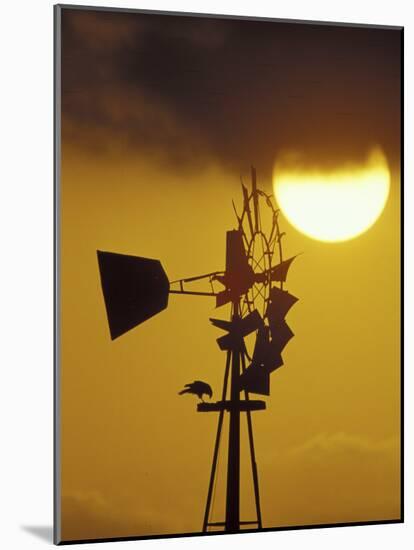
[59,7,401,542]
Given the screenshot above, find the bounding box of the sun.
[273,148,390,242]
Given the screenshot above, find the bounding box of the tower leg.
[225,346,241,531]
[241,352,263,529]
[203,305,263,533]
[203,350,231,532]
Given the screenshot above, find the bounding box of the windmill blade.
[216,309,263,351]
[252,324,284,373]
[215,230,255,307]
[268,319,294,355]
[239,363,270,396]
[252,324,270,365]
[232,200,243,229]
[266,352,284,373]
[216,289,232,308]
[255,255,298,285]
[210,318,232,331]
[270,255,298,282]
[242,183,254,237]
[97,250,169,340]
[226,230,249,276]
[266,286,299,322]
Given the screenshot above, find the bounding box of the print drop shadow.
[21,525,53,543]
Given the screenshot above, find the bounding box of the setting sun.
[273,149,390,242]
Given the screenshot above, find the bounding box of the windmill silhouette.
[97,167,299,533]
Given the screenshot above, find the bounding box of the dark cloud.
[61,8,401,176]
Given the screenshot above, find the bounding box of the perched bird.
[179,381,213,402]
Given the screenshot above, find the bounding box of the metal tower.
[97,167,299,533]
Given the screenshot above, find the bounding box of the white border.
[0,1,410,549]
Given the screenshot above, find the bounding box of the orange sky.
[58,7,401,542]
[59,145,400,541]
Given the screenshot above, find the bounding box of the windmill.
[97,167,299,533]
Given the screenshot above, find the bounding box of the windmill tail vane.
[97,166,299,533]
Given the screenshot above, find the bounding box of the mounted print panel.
[54,4,403,545]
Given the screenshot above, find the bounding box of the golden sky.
[58,7,401,542]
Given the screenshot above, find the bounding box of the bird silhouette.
[179,381,213,402]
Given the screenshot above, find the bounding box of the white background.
[0,0,410,548]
